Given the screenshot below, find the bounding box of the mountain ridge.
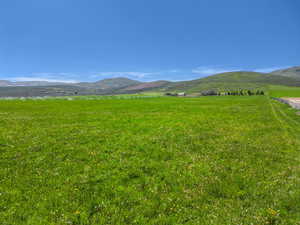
[270,66,300,79]
[0,80,70,87]
[0,77,140,88]
[1,66,300,97]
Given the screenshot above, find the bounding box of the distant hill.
[0,77,141,97]
[0,80,68,87]
[0,77,140,89]
[121,80,171,92]
[271,66,300,79]
[0,85,92,98]
[147,71,300,93]
[76,77,141,90]
[1,68,300,97]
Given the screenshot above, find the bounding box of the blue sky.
[0,0,299,82]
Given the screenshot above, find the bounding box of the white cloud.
[11,77,78,83]
[192,66,290,76]
[31,72,77,77]
[2,66,291,84]
[253,67,286,73]
[167,69,180,73]
[192,66,241,75]
[91,71,155,79]
[1,71,156,83]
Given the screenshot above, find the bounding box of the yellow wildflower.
[267,208,277,216]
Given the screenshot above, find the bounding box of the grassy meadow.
[0,88,300,224]
[268,85,300,97]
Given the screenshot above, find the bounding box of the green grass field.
[1,89,300,224]
[268,85,300,97]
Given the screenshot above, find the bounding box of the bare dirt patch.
[281,98,300,110]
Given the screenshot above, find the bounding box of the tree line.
[201,89,265,96]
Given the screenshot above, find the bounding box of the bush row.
[201,90,265,96]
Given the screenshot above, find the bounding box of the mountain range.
[0,66,299,97]
[270,66,300,79]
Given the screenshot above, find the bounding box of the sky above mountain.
[0,0,299,82]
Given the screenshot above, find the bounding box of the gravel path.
[280,98,300,110]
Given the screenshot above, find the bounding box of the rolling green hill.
[76,77,141,90]
[142,71,300,94]
[0,78,142,97]
[1,68,300,97]
[271,66,300,80]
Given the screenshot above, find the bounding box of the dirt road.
[280,98,300,110]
